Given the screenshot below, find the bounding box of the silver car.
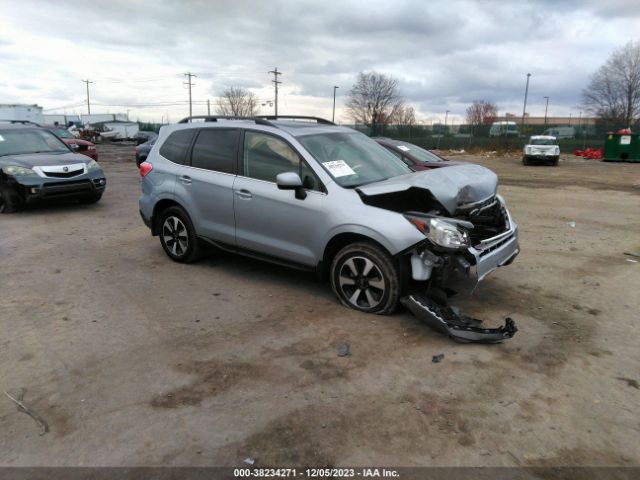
[139,116,519,314]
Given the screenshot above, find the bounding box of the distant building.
[497,115,597,126]
[43,114,82,126]
[81,113,129,124]
[0,104,44,124]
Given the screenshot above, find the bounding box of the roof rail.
[0,119,41,126]
[177,115,273,126]
[258,115,335,125]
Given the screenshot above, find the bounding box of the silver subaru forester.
[139,116,519,314]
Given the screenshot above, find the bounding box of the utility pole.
[207,99,211,116]
[332,86,339,123]
[521,73,531,132]
[183,72,196,120]
[268,68,282,116]
[82,79,93,115]
[543,96,549,129]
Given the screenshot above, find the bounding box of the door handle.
[235,189,252,199]
[179,175,192,185]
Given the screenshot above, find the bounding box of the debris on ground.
[567,221,576,228]
[4,390,49,436]
[432,354,445,363]
[337,343,351,357]
[624,252,640,258]
[616,377,639,390]
[243,458,256,465]
[627,259,638,263]
[401,295,517,343]
[574,147,604,160]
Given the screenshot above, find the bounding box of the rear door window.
[191,129,239,174]
[159,129,195,165]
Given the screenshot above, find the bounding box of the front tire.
[522,156,529,166]
[0,186,19,213]
[159,206,202,263]
[330,242,401,315]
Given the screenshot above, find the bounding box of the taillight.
[139,162,153,177]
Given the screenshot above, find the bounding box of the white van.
[542,126,575,139]
[489,121,519,137]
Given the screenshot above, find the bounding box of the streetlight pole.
[521,73,531,132]
[543,96,549,129]
[332,86,339,123]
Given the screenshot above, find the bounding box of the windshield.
[0,129,70,156]
[395,142,443,163]
[529,137,556,145]
[51,128,74,139]
[299,132,411,187]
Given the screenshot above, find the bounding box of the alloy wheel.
[162,216,189,257]
[338,256,386,309]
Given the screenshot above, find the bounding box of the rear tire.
[159,206,202,263]
[330,242,401,315]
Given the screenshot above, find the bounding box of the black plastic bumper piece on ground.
[400,294,517,343]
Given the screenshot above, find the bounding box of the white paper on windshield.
[323,160,356,177]
[397,145,410,152]
[0,135,4,142]
[620,135,631,145]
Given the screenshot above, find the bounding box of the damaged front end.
[358,164,520,342]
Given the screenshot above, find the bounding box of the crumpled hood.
[357,164,498,214]
[0,152,89,168]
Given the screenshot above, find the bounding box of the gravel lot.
[1,143,639,467]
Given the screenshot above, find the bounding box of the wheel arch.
[319,231,397,281]
[151,198,185,235]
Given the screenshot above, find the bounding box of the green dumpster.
[603,132,640,162]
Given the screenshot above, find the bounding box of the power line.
[268,68,282,116]
[81,79,93,114]
[183,72,196,119]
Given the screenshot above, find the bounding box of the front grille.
[41,180,93,197]
[456,196,509,245]
[75,144,88,152]
[43,168,85,178]
[478,233,515,258]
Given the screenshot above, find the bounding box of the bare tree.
[392,105,416,125]
[346,72,404,130]
[216,87,259,116]
[466,100,498,134]
[583,41,640,125]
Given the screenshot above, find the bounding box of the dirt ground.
[1,143,639,467]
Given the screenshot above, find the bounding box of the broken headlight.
[404,215,470,250]
[1,165,36,177]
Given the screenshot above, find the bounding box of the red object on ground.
[574,147,603,160]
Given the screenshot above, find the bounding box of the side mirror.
[276,171,307,200]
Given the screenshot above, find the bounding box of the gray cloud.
[1,0,639,121]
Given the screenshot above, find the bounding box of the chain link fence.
[346,121,638,152]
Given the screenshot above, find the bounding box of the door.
[233,130,326,266]
[173,128,239,245]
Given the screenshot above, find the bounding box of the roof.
[530,135,557,140]
[168,117,353,138]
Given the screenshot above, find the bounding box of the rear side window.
[159,129,195,165]
[191,129,239,174]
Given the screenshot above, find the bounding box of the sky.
[1,0,639,124]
